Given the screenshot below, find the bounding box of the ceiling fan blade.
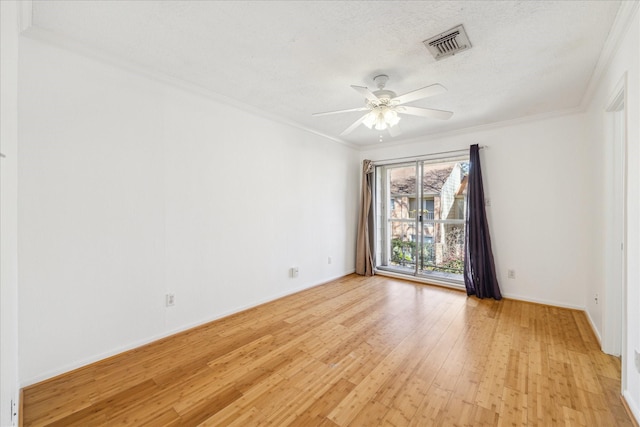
[312,107,369,117]
[392,84,447,105]
[388,124,402,137]
[398,106,454,120]
[351,85,379,103]
[340,113,369,136]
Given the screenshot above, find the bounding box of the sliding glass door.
[375,157,469,282]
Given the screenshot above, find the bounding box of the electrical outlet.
[507,269,515,279]
[635,348,640,373]
[166,293,175,307]
[11,399,17,425]
[290,267,299,278]
[328,256,332,264]
[594,293,599,305]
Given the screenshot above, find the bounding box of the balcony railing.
[389,224,465,275]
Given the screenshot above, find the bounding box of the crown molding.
[364,1,640,153]
[359,0,638,152]
[579,0,639,110]
[357,105,585,152]
[20,24,358,151]
[22,0,632,153]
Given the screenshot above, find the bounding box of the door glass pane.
[420,222,464,275]
[388,165,417,219]
[389,221,417,270]
[418,160,468,279]
[386,164,418,272]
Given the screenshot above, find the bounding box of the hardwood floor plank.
[295,378,356,424]
[504,349,529,392]
[45,379,158,427]
[137,409,181,426]
[174,384,243,425]
[498,386,528,426]
[347,399,390,426]
[562,405,588,426]
[438,396,500,427]
[409,385,451,426]
[475,332,511,411]
[601,376,637,426]
[21,274,635,426]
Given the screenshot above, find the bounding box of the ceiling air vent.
[423,24,471,61]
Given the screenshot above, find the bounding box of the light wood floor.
[22,274,634,426]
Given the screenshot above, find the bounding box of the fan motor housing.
[372,90,396,103]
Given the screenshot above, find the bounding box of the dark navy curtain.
[464,144,502,300]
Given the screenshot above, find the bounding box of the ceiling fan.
[313,74,453,137]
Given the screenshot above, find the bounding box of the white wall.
[361,112,594,310]
[1,1,21,425]
[18,36,359,385]
[585,5,640,420]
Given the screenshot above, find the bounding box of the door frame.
[603,73,627,376]
[374,157,468,283]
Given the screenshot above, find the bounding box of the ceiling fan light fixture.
[363,106,401,131]
[363,111,377,129]
[383,108,400,127]
[374,114,387,131]
[371,106,401,130]
[314,75,452,137]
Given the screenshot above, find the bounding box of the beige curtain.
[355,160,375,276]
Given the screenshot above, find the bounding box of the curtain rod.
[369,145,485,165]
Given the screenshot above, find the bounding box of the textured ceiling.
[29,1,622,147]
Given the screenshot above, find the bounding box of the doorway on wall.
[374,156,469,284]
[603,75,627,363]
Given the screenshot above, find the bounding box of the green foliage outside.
[390,225,464,274]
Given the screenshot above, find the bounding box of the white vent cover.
[423,24,471,60]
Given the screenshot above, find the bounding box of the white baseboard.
[623,390,640,426]
[499,292,585,311]
[375,270,586,311]
[584,309,602,346]
[21,270,355,387]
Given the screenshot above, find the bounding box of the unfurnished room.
[1,1,639,426]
